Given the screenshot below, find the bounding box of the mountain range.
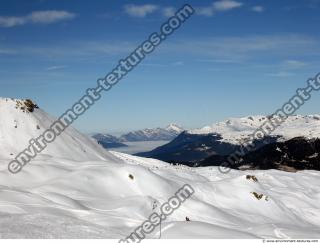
[92,133,128,149]
[120,123,184,142]
[92,124,184,148]
[0,98,320,238]
[138,115,320,171]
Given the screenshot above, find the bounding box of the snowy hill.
[0,98,113,161]
[120,124,184,142]
[0,99,320,238]
[189,115,320,144]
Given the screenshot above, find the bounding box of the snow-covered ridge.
[119,123,184,142]
[92,133,123,144]
[165,123,184,133]
[188,115,320,144]
[0,97,114,161]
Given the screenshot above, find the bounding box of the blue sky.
[1,0,320,134]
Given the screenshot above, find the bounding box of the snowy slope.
[1,150,320,238]
[0,98,319,238]
[188,115,320,144]
[0,98,115,161]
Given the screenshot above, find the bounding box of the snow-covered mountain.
[91,124,184,149]
[0,98,113,161]
[92,133,127,148]
[202,137,320,171]
[1,99,320,238]
[188,115,320,144]
[120,123,184,142]
[138,115,320,170]
[166,123,185,134]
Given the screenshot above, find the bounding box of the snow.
[165,123,184,133]
[119,123,184,142]
[0,98,115,162]
[188,115,320,144]
[2,152,320,239]
[0,98,320,239]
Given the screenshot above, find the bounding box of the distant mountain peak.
[92,123,185,146]
[165,123,184,133]
[119,124,184,142]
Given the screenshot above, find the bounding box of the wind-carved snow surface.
[188,115,320,144]
[0,98,320,239]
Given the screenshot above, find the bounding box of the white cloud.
[0,16,26,27]
[0,48,16,54]
[1,35,318,69]
[213,0,243,11]
[172,61,184,66]
[45,65,67,71]
[197,7,216,17]
[162,35,317,62]
[266,60,307,78]
[29,11,75,24]
[0,10,76,28]
[124,4,158,17]
[197,0,243,16]
[196,58,242,64]
[251,6,264,12]
[267,71,295,77]
[282,60,307,69]
[1,40,137,59]
[162,7,176,17]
